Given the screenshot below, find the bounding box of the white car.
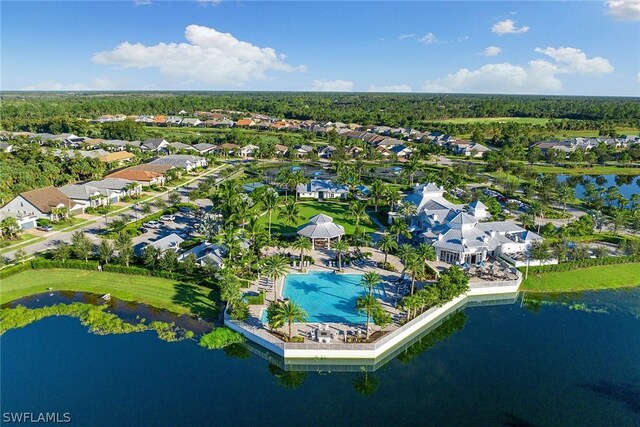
[143,221,162,229]
[160,215,176,221]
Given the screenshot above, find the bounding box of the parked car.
[183,211,195,218]
[137,227,149,234]
[178,206,192,213]
[143,221,162,229]
[160,214,176,221]
[37,225,53,232]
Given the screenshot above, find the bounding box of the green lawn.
[528,164,640,176]
[522,263,640,293]
[0,233,39,249]
[257,200,377,235]
[431,117,551,125]
[0,269,219,319]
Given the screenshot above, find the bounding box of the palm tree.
[361,271,381,297]
[378,232,398,264]
[385,187,402,212]
[355,294,379,340]
[349,201,370,235]
[332,239,349,271]
[529,201,544,234]
[556,183,574,213]
[114,231,134,267]
[290,236,312,271]
[97,239,114,265]
[276,300,308,340]
[389,218,410,243]
[397,243,414,266]
[609,208,629,236]
[369,179,385,212]
[400,203,417,225]
[417,243,436,263]
[259,188,279,240]
[263,254,289,301]
[404,253,425,295]
[278,198,300,229]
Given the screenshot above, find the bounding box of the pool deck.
[235,246,522,354]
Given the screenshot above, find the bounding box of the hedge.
[1,258,180,280]
[520,255,640,274]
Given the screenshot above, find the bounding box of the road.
[1,165,226,263]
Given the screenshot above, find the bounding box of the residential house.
[149,154,207,171]
[235,118,256,127]
[389,144,413,158]
[141,138,170,152]
[296,180,348,200]
[317,145,337,158]
[240,144,259,158]
[214,143,240,156]
[274,144,289,156]
[147,233,185,253]
[0,211,37,231]
[0,186,82,221]
[168,142,196,152]
[192,143,217,154]
[294,144,314,157]
[179,241,227,269]
[60,184,114,210]
[105,169,166,187]
[449,141,490,158]
[85,178,142,198]
[180,118,201,127]
[100,140,142,151]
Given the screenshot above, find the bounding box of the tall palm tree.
[259,188,279,240]
[404,253,425,295]
[378,232,398,264]
[389,218,410,243]
[385,187,402,212]
[290,236,312,271]
[332,239,349,271]
[349,201,370,235]
[417,243,436,262]
[263,254,289,301]
[609,208,629,236]
[355,294,379,340]
[97,239,114,265]
[361,271,381,297]
[114,231,133,267]
[278,198,300,229]
[400,203,417,225]
[556,183,575,213]
[276,300,308,340]
[370,179,385,212]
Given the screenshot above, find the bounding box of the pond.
[557,174,640,201]
[2,288,639,426]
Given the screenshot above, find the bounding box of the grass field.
[430,117,551,125]
[521,263,640,293]
[528,164,640,176]
[257,200,378,235]
[0,269,219,318]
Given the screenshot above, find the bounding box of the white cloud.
[418,32,438,44]
[424,47,613,94]
[92,25,305,87]
[368,84,412,93]
[311,80,354,92]
[398,34,415,40]
[535,47,613,74]
[481,46,502,57]
[21,78,120,91]
[606,0,640,21]
[491,19,530,34]
[133,0,152,5]
[424,62,561,94]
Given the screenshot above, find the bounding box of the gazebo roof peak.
[310,213,334,224]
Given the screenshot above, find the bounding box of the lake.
[2,288,639,426]
[557,174,640,201]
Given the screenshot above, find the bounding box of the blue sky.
[2,1,639,95]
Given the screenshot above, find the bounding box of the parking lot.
[133,211,204,254]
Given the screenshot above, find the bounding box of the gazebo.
[297,214,345,249]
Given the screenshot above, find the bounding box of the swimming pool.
[273,272,385,324]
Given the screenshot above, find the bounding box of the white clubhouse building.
[396,183,542,265]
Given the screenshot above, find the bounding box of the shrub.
[521,255,639,274]
[376,261,397,272]
[245,290,265,305]
[0,262,32,279]
[199,327,245,349]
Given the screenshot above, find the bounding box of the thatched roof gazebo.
[297,214,345,249]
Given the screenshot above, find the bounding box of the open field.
[527,164,640,175]
[257,200,377,235]
[0,269,218,318]
[521,263,640,292]
[429,117,551,125]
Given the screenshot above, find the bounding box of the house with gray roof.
[141,138,170,152]
[100,140,142,151]
[296,180,348,200]
[147,233,185,253]
[148,154,207,171]
[192,143,216,154]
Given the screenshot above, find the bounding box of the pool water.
[275,272,386,324]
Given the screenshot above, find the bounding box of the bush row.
[521,255,640,274]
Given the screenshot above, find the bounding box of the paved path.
[1,165,227,263]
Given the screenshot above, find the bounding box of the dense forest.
[1,92,639,129]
